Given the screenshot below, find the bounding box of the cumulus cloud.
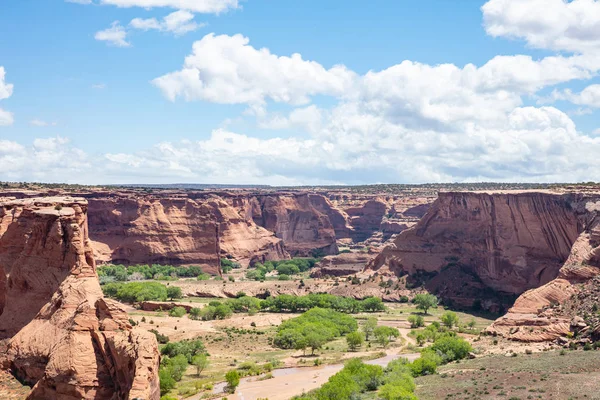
[549,84,600,108]
[0,67,14,126]
[482,0,600,53]
[95,21,131,47]
[0,137,91,183]
[99,0,238,14]
[152,33,357,107]
[130,10,204,35]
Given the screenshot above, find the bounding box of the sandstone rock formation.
[248,193,340,256]
[311,252,376,278]
[488,196,600,341]
[368,191,582,309]
[207,196,288,266]
[0,197,160,399]
[88,195,222,274]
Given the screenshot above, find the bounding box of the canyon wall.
[88,196,222,273]
[0,197,160,399]
[488,196,600,341]
[368,191,582,308]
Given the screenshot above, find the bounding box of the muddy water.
[209,352,421,400]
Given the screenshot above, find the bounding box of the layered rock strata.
[0,197,160,399]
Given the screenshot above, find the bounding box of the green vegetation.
[159,339,208,395]
[346,331,364,351]
[273,308,358,354]
[293,358,416,400]
[412,293,438,315]
[362,316,378,341]
[440,311,459,328]
[408,315,425,328]
[225,370,240,393]
[220,258,241,273]
[246,258,318,280]
[191,354,209,376]
[102,281,169,303]
[168,306,187,318]
[98,264,209,283]
[261,293,385,313]
[374,326,400,348]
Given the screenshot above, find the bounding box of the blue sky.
[1,0,600,184]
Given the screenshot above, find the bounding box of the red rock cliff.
[249,193,340,256]
[368,191,582,304]
[488,195,600,341]
[88,195,222,273]
[0,197,160,399]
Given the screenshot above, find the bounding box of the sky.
[1,0,600,185]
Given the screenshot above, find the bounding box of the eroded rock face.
[0,197,160,399]
[249,193,340,256]
[488,197,600,341]
[311,252,376,278]
[368,191,582,308]
[88,195,222,274]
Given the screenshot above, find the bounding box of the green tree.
[467,318,477,330]
[168,306,187,318]
[362,317,378,341]
[346,332,364,351]
[413,294,437,315]
[407,315,424,328]
[361,296,386,312]
[166,286,182,300]
[188,307,202,320]
[440,311,459,328]
[374,327,390,348]
[225,370,240,393]
[192,354,209,376]
[306,332,326,355]
[159,366,176,395]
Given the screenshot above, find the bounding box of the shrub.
[169,306,187,318]
[197,273,210,281]
[150,329,170,344]
[399,296,409,303]
[161,339,205,363]
[346,331,364,351]
[166,286,183,300]
[225,370,240,393]
[408,315,424,328]
[429,335,472,362]
[409,351,440,376]
[189,307,202,320]
[278,274,290,281]
[440,311,459,328]
[102,281,168,303]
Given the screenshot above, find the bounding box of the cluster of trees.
[98,264,209,283]
[246,258,318,280]
[102,282,182,303]
[273,308,358,354]
[360,317,401,349]
[159,339,209,395]
[261,294,385,313]
[293,358,417,400]
[220,258,241,273]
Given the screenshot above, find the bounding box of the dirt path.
[203,352,421,400]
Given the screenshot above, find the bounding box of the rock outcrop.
[249,193,340,256]
[88,195,222,274]
[368,191,582,309]
[488,196,600,341]
[311,252,376,278]
[208,197,288,267]
[0,197,160,399]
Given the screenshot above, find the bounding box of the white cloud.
[130,10,204,36]
[152,33,357,106]
[0,66,14,126]
[92,83,107,89]
[95,21,131,47]
[0,137,91,183]
[30,119,58,127]
[550,84,600,108]
[482,0,600,53]
[99,0,238,14]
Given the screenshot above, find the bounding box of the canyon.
[2,182,600,399]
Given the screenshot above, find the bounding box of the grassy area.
[415,349,600,400]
